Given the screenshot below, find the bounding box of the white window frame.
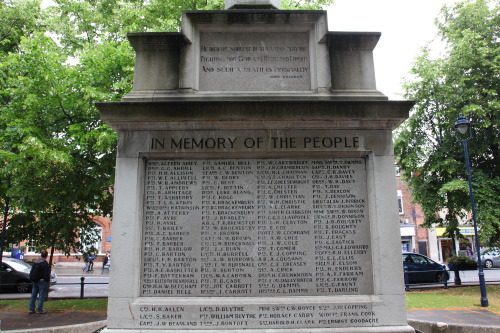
[27,239,37,254]
[397,190,404,215]
[81,225,103,254]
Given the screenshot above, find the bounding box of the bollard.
[404,267,410,291]
[443,267,448,289]
[454,267,461,286]
[80,276,85,299]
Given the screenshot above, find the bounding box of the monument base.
[102,327,416,333]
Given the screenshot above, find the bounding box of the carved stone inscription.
[136,303,380,329]
[142,158,372,298]
[199,32,310,91]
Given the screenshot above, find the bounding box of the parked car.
[472,248,500,269]
[402,252,449,283]
[0,258,57,293]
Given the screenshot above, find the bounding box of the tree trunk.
[45,243,56,301]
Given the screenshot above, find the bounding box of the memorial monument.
[97,0,415,332]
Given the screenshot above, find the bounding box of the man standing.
[29,251,50,314]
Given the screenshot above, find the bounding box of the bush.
[448,255,477,271]
[447,255,476,265]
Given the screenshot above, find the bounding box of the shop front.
[435,227,475,262]
[400,224,416,252]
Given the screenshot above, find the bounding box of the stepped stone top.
[225,0,280,9]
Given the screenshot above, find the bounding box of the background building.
[396,169,429,257]
[396,167,476,263]
[6,216,112,264]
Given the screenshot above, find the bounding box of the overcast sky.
[327,0,459,100]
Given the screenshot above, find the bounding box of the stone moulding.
[98,100,414,131]
[97,99,414,125]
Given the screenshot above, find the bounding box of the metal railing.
[403,266,499,291]
[404,267,449,291]
[3,270,497,299]
[47,277,109,299]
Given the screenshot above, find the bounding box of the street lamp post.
[454,114,488,307]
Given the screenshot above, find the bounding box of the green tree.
[395,0,499,245]
[0,32,121,259]
[1,0,335,257]
[0,0,42,54]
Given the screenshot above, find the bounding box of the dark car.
[0,258,57,293]
[0,258,33,293]
[402,252,449,283]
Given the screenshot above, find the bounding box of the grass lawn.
[406,285,500,312]
[0,298,107,312]
[1,286,499,313]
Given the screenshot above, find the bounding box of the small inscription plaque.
[199,32,310,91]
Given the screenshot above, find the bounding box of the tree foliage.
[395,0,499,245]
[0,31,120,256]
[0,0,335,255]
[0,0,42,54]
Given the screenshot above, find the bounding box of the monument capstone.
[97,0,415,332]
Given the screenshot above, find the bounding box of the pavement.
[1,308,499,333]
[0,264,499,332]
[407,308,500,325]
[0,310,107,332]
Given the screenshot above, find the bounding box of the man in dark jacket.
[29,251,50,314]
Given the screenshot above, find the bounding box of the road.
[450,268,500,284]
[50,275,109,298]
[403,267,500,290]
[0,269,499,299]
[0,275,109,299]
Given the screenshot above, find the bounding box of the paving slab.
[0,310,106,332]
[407,308,500,326]
[0,309,499,332]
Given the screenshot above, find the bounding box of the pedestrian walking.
[88,252,96,271]
[82,252,90,273]
[28,251,50,314]
[101,252,110,274]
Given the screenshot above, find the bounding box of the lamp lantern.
[454,114,471,138]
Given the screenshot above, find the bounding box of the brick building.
[6,216,112,264]
[396,169,429,256]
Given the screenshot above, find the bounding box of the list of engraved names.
[142,158,373,297]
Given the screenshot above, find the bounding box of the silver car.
[472,248,500,269]
[0,258,57,293]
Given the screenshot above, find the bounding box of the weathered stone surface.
[199,32,310,91]
[99,4,414,333]
[225,0,280,9]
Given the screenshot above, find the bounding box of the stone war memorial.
[97,0,415,332]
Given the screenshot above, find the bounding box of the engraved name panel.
[141,158,373,297]
[135,302,380,329]
[198,32,311,91]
